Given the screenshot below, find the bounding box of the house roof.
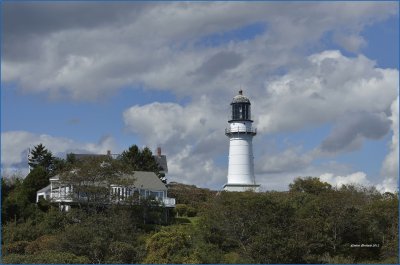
[125,171,167,191]
[50,171,167,191]
[37,184,51,193]
[49,175,60,181]
[74,154,120,160]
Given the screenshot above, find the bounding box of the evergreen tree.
[66,153,77,164]
[120,145,141,170]
[23,166,50,203]
[119,145,165,182]
[28,144,55,173]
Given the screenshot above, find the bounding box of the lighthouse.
[224,90,260,192]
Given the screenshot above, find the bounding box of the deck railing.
[51,190,176,207]
[51,191,74,201]
[163,197,176,207]
[225,127,257,135]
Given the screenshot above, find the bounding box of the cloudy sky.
[2,2,399,192]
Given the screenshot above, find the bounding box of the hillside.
[1,178,398,264]
[167,181,217,205]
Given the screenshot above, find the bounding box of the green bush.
[174,217,191,224]
[175,204,188,217]
[144,227,193,263]
[3,241,29,255]
[32,250,89,264]
[186,206,197,217]
[2,253,29,264]
[2,250,89,264]
[25,235,59,254]
[105,241,137,263]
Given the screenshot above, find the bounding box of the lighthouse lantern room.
[224,90,260,192]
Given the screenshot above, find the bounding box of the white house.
[36,148,174,211]
[36,171,175,211]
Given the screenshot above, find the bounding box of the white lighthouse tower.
[224,90,260,192]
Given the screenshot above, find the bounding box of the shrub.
[2,253,28,264]
[186,206,197,217]
[3,241,29,255]
[174,217,191,224]
[30,250,90,264]
[106,241,137,263]
[175,204,188,217]
[25,235,59,254]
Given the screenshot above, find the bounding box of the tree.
[119,145,165,182]
[144,227,198,263]
[66,153,77,164]
[1,177,37,223]
[28,144,55,173]
[105,241,137,263]
[2,250,90,264]
[23,166,50,203]
[2,176,18,204]
[120,145,141,169]
[289,177,332,195]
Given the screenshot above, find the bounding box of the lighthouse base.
[223,183,260,192]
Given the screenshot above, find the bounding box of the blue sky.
[1,2,399,191]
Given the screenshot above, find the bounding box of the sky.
[1,1,399,192]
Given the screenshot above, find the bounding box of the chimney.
[157,147,161,156]
[107,150,111,156]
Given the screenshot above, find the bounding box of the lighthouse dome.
[229,90,252,122]
[232,90,250,104]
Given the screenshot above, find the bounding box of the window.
[232,103,251,120]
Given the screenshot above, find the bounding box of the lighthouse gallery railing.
[225,127,257,135]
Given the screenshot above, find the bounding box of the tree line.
[1,144,398,264]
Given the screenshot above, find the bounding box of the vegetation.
[119,145,166,182]
[1,144,398,264]
[28,144,55,172]
[59,156,136,208]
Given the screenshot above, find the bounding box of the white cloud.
[2,3,398,191]
[255,159,355,191]
[319,112,390,153]
[167,145,227,188]
[1,131,117,175]
[123,96,225,151]
[2,2,397,100]
[123,97,229,188]
[333,33,367,53]
[376,178,398,193]
[256,147,314,174]
[378,96,399,193]
[256,51,398,135]
[319,171,371,188]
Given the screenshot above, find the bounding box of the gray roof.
[154,155,168,173]
[37,184,51,193]
[50,171,167,191]
[74,154,120,160]
[124,171,167,191]
[74,154,102,160]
